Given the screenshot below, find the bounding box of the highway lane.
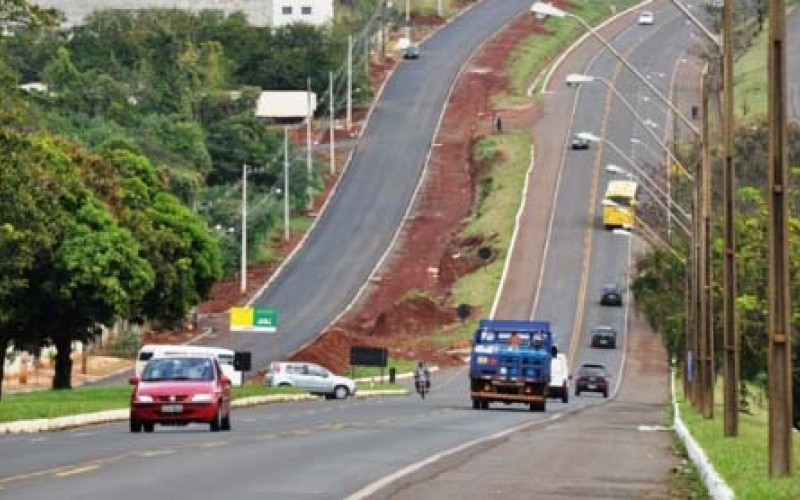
[0,369,596,499]
[789,4,800,122]
[211,0,540,372]
[529,2,704,388]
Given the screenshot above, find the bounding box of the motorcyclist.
[414,361,431,390]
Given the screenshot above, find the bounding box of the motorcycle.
[415,376,429,399]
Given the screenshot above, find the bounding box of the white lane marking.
[346,413,563,499]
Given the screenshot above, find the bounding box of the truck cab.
[469,319,555,412]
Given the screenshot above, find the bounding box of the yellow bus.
[602,180,638,230]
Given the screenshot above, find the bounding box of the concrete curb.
[671,369,735,499]
[0,389,409,435]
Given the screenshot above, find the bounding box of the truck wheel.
[562,388,569,404]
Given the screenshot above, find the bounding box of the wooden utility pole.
[767,0,792,477]
[721,0,739,437]
[699,68,713,419]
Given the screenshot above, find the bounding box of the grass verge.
[677,384,800,498]
[0,381,403,423]
[449,131,531,342]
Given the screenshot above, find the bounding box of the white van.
[549,353,570,403]
[136,344,243,386]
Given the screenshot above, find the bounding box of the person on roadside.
[414,361,431,390]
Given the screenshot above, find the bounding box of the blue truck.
[469,319,556,412]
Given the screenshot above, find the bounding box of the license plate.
[161,404,183,414]
[587,384,596,390]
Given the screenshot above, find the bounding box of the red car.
[129,355,232,433]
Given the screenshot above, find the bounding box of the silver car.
[264,361,356,400]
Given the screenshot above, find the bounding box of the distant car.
[264,361,356,400]
[638,11,655,25]
[600,283,623,306]
[129,355,232,433]
[548,353,570,403]
[575,363,610,398]
[403,44,420,59]
[590,326,618,349]
[571,133,590,150]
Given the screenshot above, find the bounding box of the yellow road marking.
[54,464,99,477]
[139,449,176,457]
[199,441,228,448]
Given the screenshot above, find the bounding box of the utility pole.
[329,71,335,175]
[767,0,792,478]
[241,164,248,294]
[699,68,713,419]
[283,127,290,242]
[721,0,739,437]
[347,35,352,130]
[306,77,313,211]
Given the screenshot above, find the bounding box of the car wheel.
[222,411,231,431]
[472,400,480,410]
[562,385,569,404]
[603,390,609,398]
[481,400,490,410]
[210,405,222,432]
[334,385,349,400]
[575,389,581,396]
[143,422,155,433]
[130,419,142,433]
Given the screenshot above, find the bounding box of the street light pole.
[531,2,699,135]
[766,0,792,477]
[283,127,290,242]
[241,164,248,295]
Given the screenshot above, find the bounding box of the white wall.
[30,0,275,27]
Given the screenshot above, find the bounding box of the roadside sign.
[230,307,278,332]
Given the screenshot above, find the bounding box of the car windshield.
[603,284,619,293]
[580,366,606,377]
[142,357,214,382]
[593,327,615,335]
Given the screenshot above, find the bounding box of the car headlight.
[136,395,154,403]
[191,393,214,403]
[499,367,507,375]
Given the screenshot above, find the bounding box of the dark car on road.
[600,283,623,306]
[590,326,618,349]
[571,133,590,150]
[403,44,420,59]
[575,363,610,398]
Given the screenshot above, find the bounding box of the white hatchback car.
[264,361,357,400]
[638,11,655,25]
[549,354,570,403]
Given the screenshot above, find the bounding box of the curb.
[0,389,409,435]
[671,369,734,499]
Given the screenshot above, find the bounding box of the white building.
[30,0,333,28]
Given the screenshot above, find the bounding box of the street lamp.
[566,73,693,181]
[532,2,698,135]
[604,164,692,236]
[578,132,691,225]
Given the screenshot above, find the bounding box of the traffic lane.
[237,0,539,368]
[0,372,581,499]
[382,317,675,500]
[533,75,609,342]
[788,3,800,121]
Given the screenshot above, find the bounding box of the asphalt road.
[0,369,600,499]
[789,4,800,122]
[206,0,541,372]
